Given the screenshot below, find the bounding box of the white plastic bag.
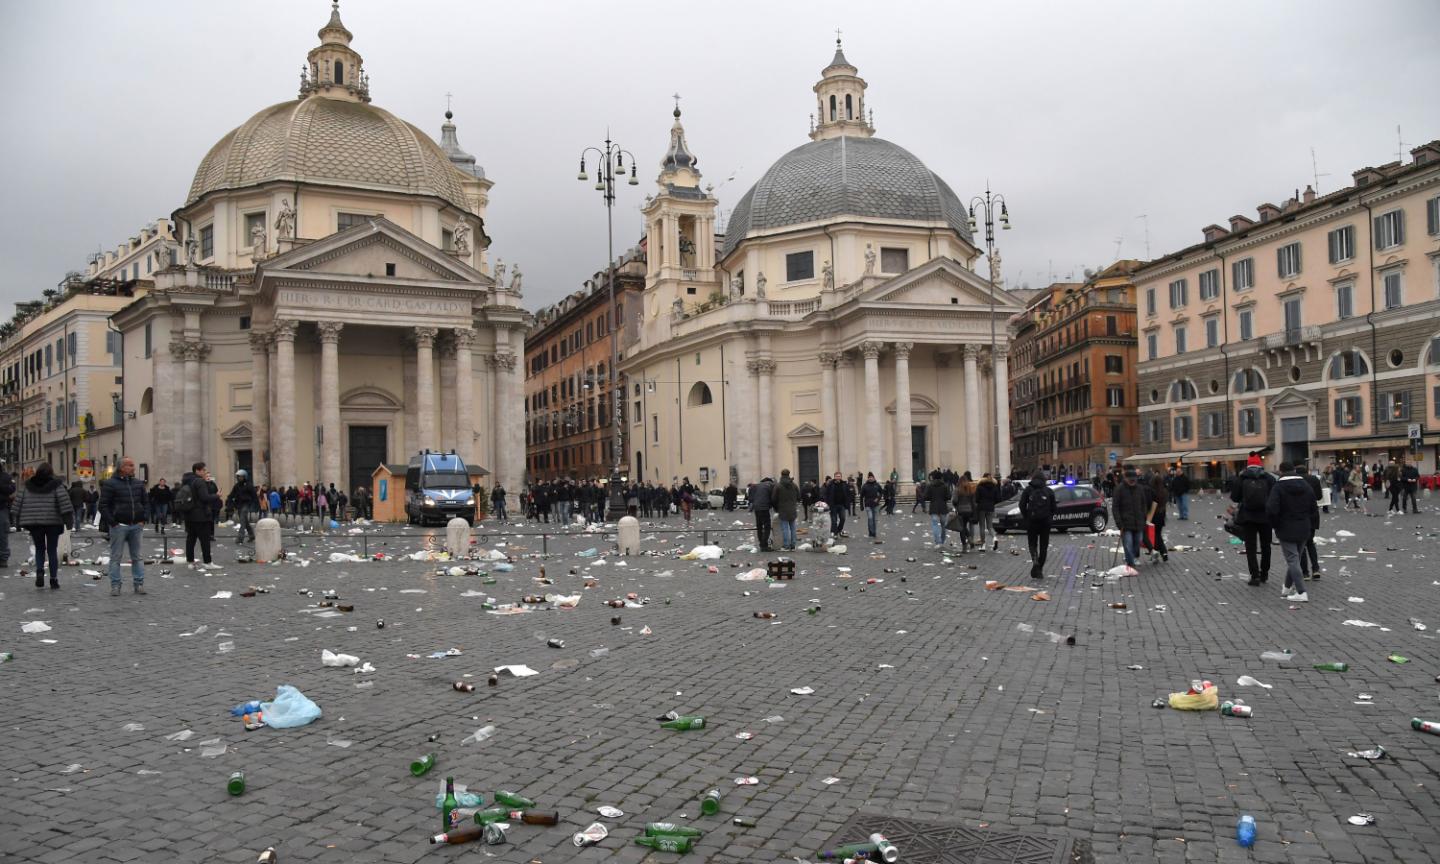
[259,684,322,728]
[321,649,360,667]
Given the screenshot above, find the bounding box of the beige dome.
[186,97,472,211]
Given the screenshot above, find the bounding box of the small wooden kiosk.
[370,463,409,523]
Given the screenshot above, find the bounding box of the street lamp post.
[576,133,639,518]
[968,183,1011,477]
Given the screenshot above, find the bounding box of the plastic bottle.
[645,823,703,837]
[410,753,437,776]
[441,777,458,831]
[661,715,705,731]
[1413,718,1440,736]
[635,835,694,853]
[700,787,723,815]
[227,770,246,796]
[1237,814,1256,847]
[493,790,536,809]
[1313,662,1348,671]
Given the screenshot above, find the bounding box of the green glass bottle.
[227,770,245,796]
[660,715,705,730]
[635,835,694,853]
[410,752,437,776]
[1313,662,1349,672]
[494,790,535,808]
[818,842,876,860]
[700,788,723,816]
[442,776,458,831]
[472,807,510,825]
[645,822,702,837]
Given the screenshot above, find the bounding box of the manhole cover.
[821,814,1075,864]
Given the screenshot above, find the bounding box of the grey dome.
[722,136,972,258]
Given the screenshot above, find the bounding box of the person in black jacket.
[180,462,220,568]
[1299,464,1323,581]
[148,479,173,533]
[975,473,1000,551]
[1267,462,1318,602]
[924,471,951,547]
[227,469,260,544]
[749,476,776,551]
[1111,468,1149,568]
[860,473,883,539]
[1168,469,1191,520]
[1230,457,1276,586]
[823,473,849,536]
[1019,472,1057,579]
[0,460,13,568]
[100,457,149,595]
[12,462,73,589]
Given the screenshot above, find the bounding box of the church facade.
[621,43,1022,490]
[113,4,527,495]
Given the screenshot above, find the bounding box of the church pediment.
[858,257,1024,309]
[221,421,253,441]
[787,422,824,439]
[260,217,490,286]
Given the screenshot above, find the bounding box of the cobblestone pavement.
[3,494,1439,864]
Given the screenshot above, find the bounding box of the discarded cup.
[574,822,608,847]
[1346,746,1386,760]
[227,770,246,796]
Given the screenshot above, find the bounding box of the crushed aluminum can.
[1346,746,1386,761]
[1347,813,1375,826]
[656,710,680,722]
[482,821,508,845]
[573,821,609,847]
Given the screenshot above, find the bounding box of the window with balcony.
[1336,282,1354,319]
[1238,308,1254,341]
[1382,391,1410,421]
[1232,257,1254,291]
[1374,209,1405,250]
[1383,270,1403,309]
[1198,269,1220,301]
[1282,297,1303,340]
[1327,225,1355,264]
[1168,278,1188,309]
[1277,242,1302,279]
[1238,407,1260,435]
[1173,415,1193,441]
[1330,350,1369,379]
[1333,396,1363,428]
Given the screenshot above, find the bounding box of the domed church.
[623,41,1022,489]
[114,2,527,495]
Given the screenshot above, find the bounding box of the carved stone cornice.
[316,321,344,344]
[860,341,884,360]
[272,319,299,342]
[413,326,438,348]
[893,341,914,359]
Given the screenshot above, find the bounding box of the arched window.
[1329,350,1368,380]
[1169,380,1197,401]
[687,382,713,407]
[1427,336,1440,366]
[139,388,153,415]
[845,94,853,119]
[829,95,836,122]
[335,60,344,84]
[1232,368,1265,393]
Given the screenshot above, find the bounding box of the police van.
[405,451,477,525]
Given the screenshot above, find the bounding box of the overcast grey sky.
[2,0,1437,311]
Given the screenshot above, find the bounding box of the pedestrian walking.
[975,472,999,551]
[773,469,800,551]
[1401,459,1421,513]
[100,457,149,595]
[924,470,950,548]
[178,462,220,568]
[1385,459,1403,512]
[1111,467,1148,568]
[1299,463,1323,580]
[861,472,883,539]
[12,462,73,589]
[1267,462,1317,602]
[1144,472,1169,562]
[951,476,977,551]
[1169,468,1191,520]
[0,459,14,569]
[1230,454,1276,586]
[228,469,259,543]
[750,476,776,551]
[824,472,849,537]
[1018,471,1056,579]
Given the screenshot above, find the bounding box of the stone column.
[492,350,518,491]
[317,322,343,489]
[893,342,913,480]
[402,334,418,457]
[818,352,840,473]
[836,352,857,472]
[729,350,756,483]
[963,344,981,473]
[438,335,458,452]
[153,325,179,482]
[993,349,1011,478]
[751,359,776,479]
[861,341,884,473]
[249,330,271,486]
[177,339,209,462]
[453,328,476,463]
[414,327,438,450]
[478,349,496,473]
[272,319,299,486]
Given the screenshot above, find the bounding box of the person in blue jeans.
[923,471,951,547]
[1168,469,1191,520]
[1110,467,1149,568]
[99,457,149,595]
[861,472,883,539]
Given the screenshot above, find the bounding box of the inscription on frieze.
[278,288,466,316]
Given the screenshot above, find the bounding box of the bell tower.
[299,1,371,103]
[810,34,873,140]
[642,99,718,318]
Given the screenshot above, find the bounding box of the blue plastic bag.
[259,684,322,728]
[329,520,340,529]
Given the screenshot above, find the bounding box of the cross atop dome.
[300,0,371,103]
[811,34,872,141]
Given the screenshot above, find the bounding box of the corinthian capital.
[452,327,477,349]
[892,341,914,359]
[413,326,438,348]
[817,351,841,368]
[860,341,884,360]
[492,352,517,372]
[962,344,982,361]
[272,319,299,342]
[317,321,344,344]
[248,329,272,352]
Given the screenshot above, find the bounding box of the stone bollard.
[445,517,470,558]
[255,517,283,563]
[57,528,73,562]
[617,515,640,556]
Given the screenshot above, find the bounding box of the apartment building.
[1133,141,1440,476]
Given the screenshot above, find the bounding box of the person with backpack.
[1267,462,1318,602]
[13,463,74,589]
[1018,471,1056,579]
[99,457,149,595]
[176,462,220,568]
[1230,454,1276,586]
[1111,467,1149,568]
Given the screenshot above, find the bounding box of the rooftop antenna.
[1396,124,1406,162]
[1113,235,1125,260]
[1137,214,1150,258]
[1309,146,1330,194]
